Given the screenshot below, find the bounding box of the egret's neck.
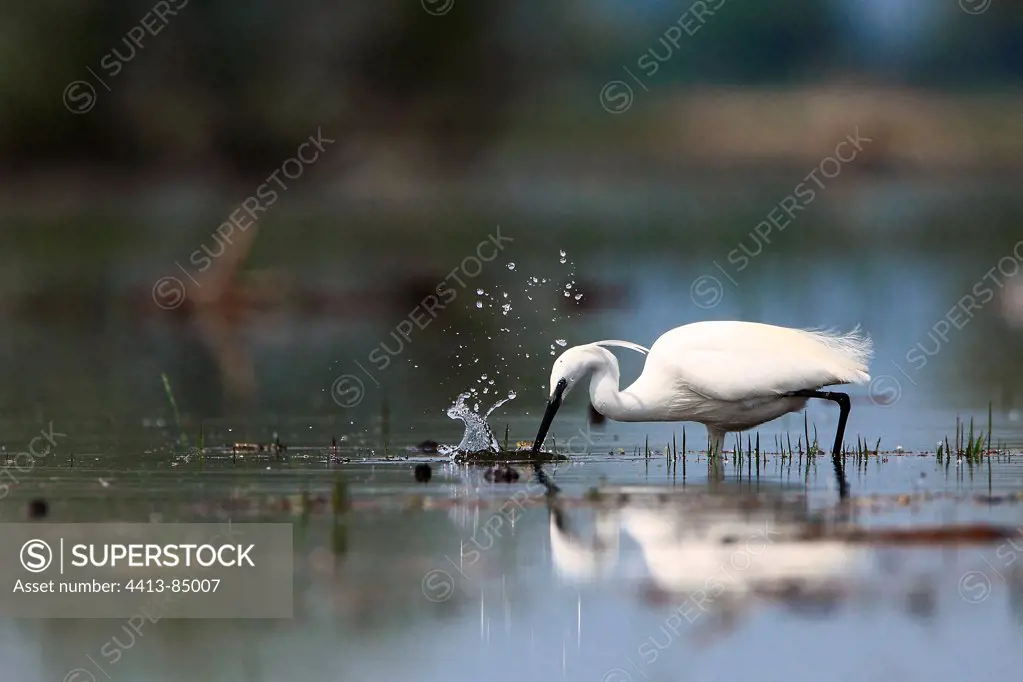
[588,352,650,421]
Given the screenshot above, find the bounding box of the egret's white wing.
[648,321,871,401]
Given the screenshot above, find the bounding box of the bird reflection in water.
[552,488,855,593]
[547,486,1016,641]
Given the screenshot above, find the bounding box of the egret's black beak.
[532,378,567,454]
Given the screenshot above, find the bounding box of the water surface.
[3,178,1023,680]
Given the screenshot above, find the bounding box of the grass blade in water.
[160,372,188,447]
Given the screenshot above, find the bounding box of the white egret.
[531,321,873,498]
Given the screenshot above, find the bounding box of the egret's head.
[548,345,601,401]
[532,345,608,455]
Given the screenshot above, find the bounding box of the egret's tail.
[802,325,873,383]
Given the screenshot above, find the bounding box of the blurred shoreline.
[3,87,1023,215]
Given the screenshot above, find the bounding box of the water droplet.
[476,288,484,295]
[555,339,567,346]
[475,301,483,309]
[481,374,488,380]
[507,390,517,399]
[502,292,508,298]
[559,250,567,264]
[574,293,583,301]
[501,303,512,315]
[506,262,516,270]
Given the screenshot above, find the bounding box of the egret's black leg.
[789,390,851,499]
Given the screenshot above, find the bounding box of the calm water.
[3,452,1023,682]
[3,178,1023,680]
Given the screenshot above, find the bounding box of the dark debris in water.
[451,449,567,463]
[414,463,432,483]
[28,498,48,519]
[484,464,520,483]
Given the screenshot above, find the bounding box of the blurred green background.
[1,0,1022,449]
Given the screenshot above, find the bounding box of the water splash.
[444,390,517,454]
